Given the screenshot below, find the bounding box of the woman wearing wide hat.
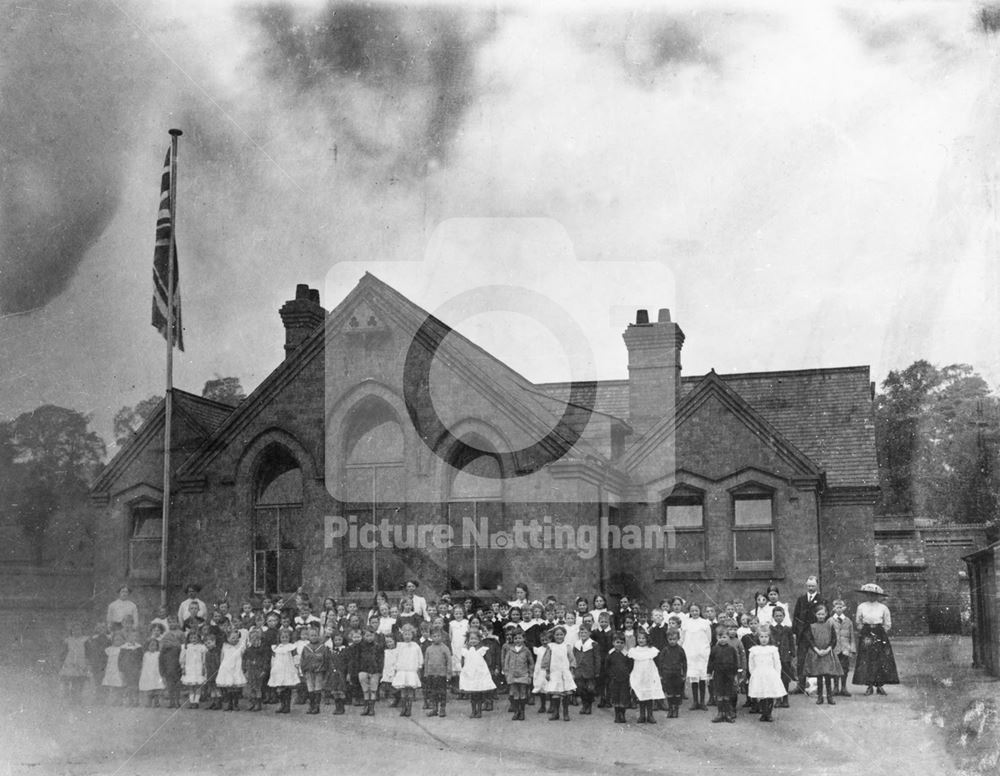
[851,583,899,695]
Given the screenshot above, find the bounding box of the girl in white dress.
[215,629,248,710]
[179,630,207,708]
[138,637,165,706]
[628,628,664,724]
[102,631,126,705]
[748,629,785,722]
[459,629,495,718]
[680,602,712,710]
[269,629,301,714]
[449,606,470,692]
[392,624,424,717]
[59,623,90,705]
[541,625,577,722]
[532,629,550,714]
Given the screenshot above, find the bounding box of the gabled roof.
[699,367,877,489]
[91,389,235,494]
[174,391,236,435]
[623,370,824,480]
[177,273,608,479]
[538,366,877,489]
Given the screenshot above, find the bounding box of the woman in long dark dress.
[851,583,899,695]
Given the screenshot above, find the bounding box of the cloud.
[249,1,497,174]
[0,0,153,314]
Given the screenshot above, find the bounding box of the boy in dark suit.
[708,626,740,723]
[605,633,633,723]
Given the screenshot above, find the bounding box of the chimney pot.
[280,284,326,359]
[622,308,685,436]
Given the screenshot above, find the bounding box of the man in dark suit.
[791,575,828,693]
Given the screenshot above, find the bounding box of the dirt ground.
[3,635,998,776]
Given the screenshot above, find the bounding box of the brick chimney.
[623,307,685,435]
[279,284,325,358]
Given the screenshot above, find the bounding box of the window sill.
[654,570,710,581]
[723,570,783,581]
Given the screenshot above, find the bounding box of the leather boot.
[637,702,647,723]
[333,698,345,715]
[712,700,728,723]
[438,701,446,718]
[549,696,561,720]
[647,701,656,724]
[538,695,547,713]
[562,696,571,721]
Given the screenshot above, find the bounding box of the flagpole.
[160,128,182,609]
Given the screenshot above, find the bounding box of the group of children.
[59,587,860,726]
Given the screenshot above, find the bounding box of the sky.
[2,0,1000,450]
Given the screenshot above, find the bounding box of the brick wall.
[874,520,986,635]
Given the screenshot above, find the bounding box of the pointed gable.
[91,390,236,497]
[178,273,612,485]
[624,371,823,486]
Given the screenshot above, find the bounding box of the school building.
[89,274,882,618]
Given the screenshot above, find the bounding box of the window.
[663,485,705,571]
[341,403,411,593]
[129,503,161,578]
[447,452,503,592]
[253,446,303,594]
[732,488,774,571]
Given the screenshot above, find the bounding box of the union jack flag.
[152,145,184,351]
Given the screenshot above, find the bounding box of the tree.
[2,405,106,564]
[202,376,245,406]
[112,395,161,447]
[876,361,1000,528]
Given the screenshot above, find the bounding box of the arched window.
[341,400,407,593]
[447,446,503,592]
[253,444,303,594]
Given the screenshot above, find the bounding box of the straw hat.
[858,582,888,597]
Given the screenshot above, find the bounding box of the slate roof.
[91,389,236,494]
[538,367,878,489]
[94,274,876,494]
[173,391,236,435]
